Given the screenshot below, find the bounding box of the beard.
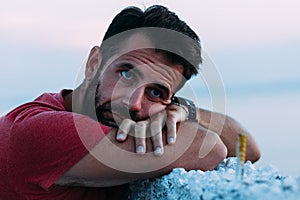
[96,104,122,128]
[78,80,135,128]
[81,80,149,128]
[95,102,146,128]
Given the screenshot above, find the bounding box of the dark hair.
[100,5,202,80]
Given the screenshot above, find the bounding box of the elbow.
[245,137,261,163]
[247,148,261,163]
[211,139,228,170]
[201,138,227,171]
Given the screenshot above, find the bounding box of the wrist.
[171,96,198,122]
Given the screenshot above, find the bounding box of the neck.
[63,80,90,113]
[64,80,98,120]
[63,91,73,112]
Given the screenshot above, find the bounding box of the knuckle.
[135,136,146,143]
[135,132,146,139]
[151,120,162,128]
[166,117,176,126]
[155,111,167,121]
[152,134,163,145]
[134,128,146,139]
[136,121,148,128]
[122,118,133,124]
[167,104,177,110]
[167,111,177,119]
[119,118,134,129]
[150,121,162,131]
[134,131,146,140]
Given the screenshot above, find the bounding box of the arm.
[197,107,261,162]
[169,96,260,162]
[55,121,227,187]
[114,96,260,163]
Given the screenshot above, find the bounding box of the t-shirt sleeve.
[8,110,111,195]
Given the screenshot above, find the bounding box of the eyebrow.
[118,63,144,79]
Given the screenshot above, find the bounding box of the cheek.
[99,72,117,94]
[97,73,123,102]
[100,73,115,89]
[95,77,113,102]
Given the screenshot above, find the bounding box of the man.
[0,5,260,199]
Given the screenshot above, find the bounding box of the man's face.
[94,34,185,127]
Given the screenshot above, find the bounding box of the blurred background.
[1,0,299,176]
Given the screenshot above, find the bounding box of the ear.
[85,46,102,81]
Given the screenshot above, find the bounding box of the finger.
[165,104,189,145]
[134,121,147,154]
[151,128,164,156]
[116,118,134,141]
[166,112,177,144]
[150,113,165,156]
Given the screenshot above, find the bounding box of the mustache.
[96,103,145,124]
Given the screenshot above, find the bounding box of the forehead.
[116,32,181,69]
[102,33,185,92]
[119,32,154,54]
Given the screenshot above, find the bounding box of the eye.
[120,70,134,80]
[145,85,170,103]
[150,88,162,98]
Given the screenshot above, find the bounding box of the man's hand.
[115,104,188,156]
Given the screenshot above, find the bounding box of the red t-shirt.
[0,90,124,200]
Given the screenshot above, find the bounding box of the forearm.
[196,107,261,162]
[106,123,227,171]
[55,122,227,187]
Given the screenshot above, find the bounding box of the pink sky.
[1,0,299,50]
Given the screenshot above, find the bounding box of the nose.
[123,87,144,112]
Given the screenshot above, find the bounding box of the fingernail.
[154,146,163,155]
[136,145,145,154]
[168,137,175,144]
[116,132,125,140]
